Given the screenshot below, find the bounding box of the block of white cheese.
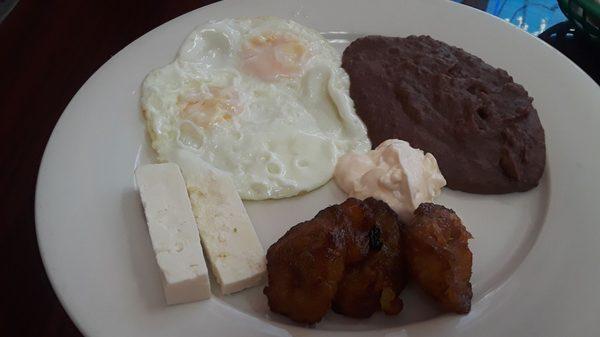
[135,163,211,304]
[172,150,266,295]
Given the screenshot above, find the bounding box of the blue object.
[455,0,566,35]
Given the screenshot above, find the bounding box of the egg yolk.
[179,87,241,128]
[241,33,308,81]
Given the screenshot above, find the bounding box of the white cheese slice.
[135,163,211,304]
[172,150,266,295]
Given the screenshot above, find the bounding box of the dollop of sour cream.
[334,139,446,222]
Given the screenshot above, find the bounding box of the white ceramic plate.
[35,0,600,336]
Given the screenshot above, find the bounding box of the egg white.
[142,17,370,200]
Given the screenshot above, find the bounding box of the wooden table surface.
[0,2,218,336]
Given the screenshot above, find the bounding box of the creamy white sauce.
[334,139,446,222]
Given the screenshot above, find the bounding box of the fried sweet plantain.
[404,203,473,314]
[264,198,407,324]
[332,198,407,318]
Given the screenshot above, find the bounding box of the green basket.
[558,0,600,42]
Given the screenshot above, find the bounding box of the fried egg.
[141,17,370,200]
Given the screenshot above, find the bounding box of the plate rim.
[35,0,600,336]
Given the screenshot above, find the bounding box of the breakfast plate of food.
[35,0,600,336]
